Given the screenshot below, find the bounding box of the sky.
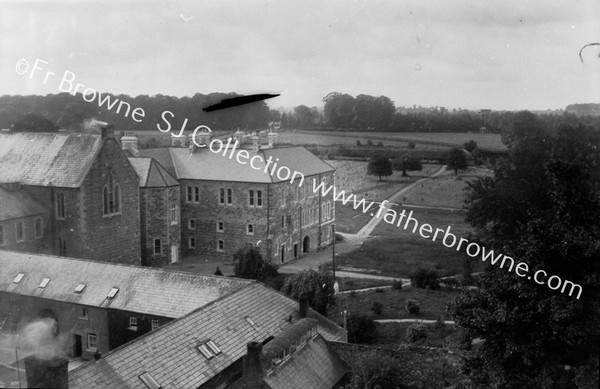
[1,0,599,111]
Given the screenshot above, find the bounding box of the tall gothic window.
[103,172,121,216]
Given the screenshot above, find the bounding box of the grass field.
[335,277,396,292]
[372,207,473,238]
[332,235,477,278]
[332,286,461,321]
[374,322,467,350]
[295,130,506,151]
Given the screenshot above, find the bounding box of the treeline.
[0,92,276,132]
[309,92,600,133]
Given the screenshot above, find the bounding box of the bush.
[376,141,384,147]
[366,139,373,146]
[407,141,416,149]
[371,301,384,315]
[410,268,440,290]
[356,140,362,146]
[347,314,376,344]
[463,139,477,153]
[374,288,385,293]
[214,266,223,276]
[392,280,403,290]
[433,316,446,331]
[233,246,278,280]
[405,299,420,314]
[349,290,357,298]
[406,323,427,342]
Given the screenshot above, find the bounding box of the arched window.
[103,172,121,216]
[219,188,225,204]
[226,188,233,204]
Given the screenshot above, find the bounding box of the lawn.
[335,277,395,292]
[331,286,461,321]
[334,236,477,279]
[374,321,468,350]
[372,206,473,239]
[401,167,491,209]
[334,202,375,233]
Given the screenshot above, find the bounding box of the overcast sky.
[1,0,599,111]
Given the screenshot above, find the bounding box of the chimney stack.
[120,132,139,155]
[251,135,260,153]
[100,123,115,140]
[299,295,308,318]
[242,342,264,388]
[24,355,69,389]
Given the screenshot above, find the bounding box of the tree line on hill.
[0,92,276,132]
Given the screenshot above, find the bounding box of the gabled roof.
[137,146,334,184]
[128,158,179,187]
[262,336,347,389]
[68,283,346,389]
[0,133,104,188]
[0,250,250,318]
[0,187,48,221]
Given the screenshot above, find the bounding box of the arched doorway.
[303,236,310,253]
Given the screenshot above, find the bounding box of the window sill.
[86,347,97,353]
[128,326,138,332]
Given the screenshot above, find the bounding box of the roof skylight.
[74,283,86,293]
[106,287,119,299]
[12,273,24,283]
[39,278,50,288]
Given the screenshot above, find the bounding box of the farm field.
[281,131,447,149]
[295,130,506,151]
[374,322,466,350]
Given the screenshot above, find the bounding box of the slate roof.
[262,336,348,389]
[0,133,104,188]
[0,250,250,318]
[137,146,334,184]
[128,158,179,188]
[0,187,48,221]
[68,283,346,389]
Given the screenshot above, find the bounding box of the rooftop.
[0,250,250,318]
[0,132,104,188]
[0,187,48,221]
[128,157,179,187]
[137,146,334,184]
[68,283,346,388]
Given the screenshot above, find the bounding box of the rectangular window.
[56,192,65,219]
[217,240,224,252]
[15,221,24,242]
[139,372,162,389]
[219,188,225,204]
[248,190,254,206]
[282,187,286,206]
[194,187,200,202]
[75,283,86,293]
[151,320,159,330]
[154,239,161,255]
[197,344,214,359]
[217,221,224,232]
[188,219,196,229]
[81,308,88,319]
[206,340,221,354]
[227,188,232,204]
[39,278,50,288]
[170,204,177,224]
[13,273,24,283]
[35,218,43,238]
[247,224,254,235]
[256,190,262,207]
[107,287,119,299]
[87,333,97,349]
[281,215,286,229]
[129,317,138,327]
[189,237,196,248]
[187,186,193,203]
[0,225,4,245]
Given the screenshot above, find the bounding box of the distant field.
[281,131,449,149]
[372,207,473,239]
[293,130,506,151]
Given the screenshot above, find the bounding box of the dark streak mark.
[579,43,600,63]
[203,94,280,112]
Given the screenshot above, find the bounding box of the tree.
[346,314,376,344]
[13,113,57,132]
[446,147,468,175]
[463,139,477,152]
[322,92,355,128]
[344,349,403,388]
[280,268,335,315]
[392,157,422,177]
[447,119,600,388]
[367,157,392,181]
[233,245,277,280]
[293,105,315,127]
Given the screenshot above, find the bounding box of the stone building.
[136,131,335,264]
[0,127,141,265]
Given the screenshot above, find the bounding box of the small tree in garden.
[367,156,393,181]
[392,157,422,177]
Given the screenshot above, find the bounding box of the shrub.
[371,301,384,315]
[214,266,223,276]
[375,288,385,293]
[433,316,446,331]
[349,290,357,298]
[356,140,362,146]
[392,280,403,290]
[406,323,427,342]
[366,139,373,146]
[443,277,460,289]
[376,141,384,147]
[405,299,420,315]
[410,268,440,290]
[463,139,477,153]
[347,315,376,344]
[407,141,416,149]
[233,245,277,280]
